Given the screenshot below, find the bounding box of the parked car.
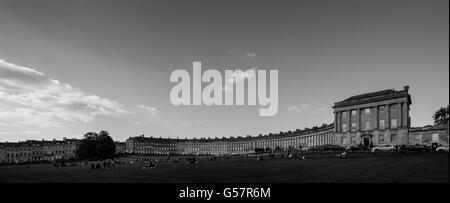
[346,145,361,151]
[309,145,345,153]
[404,144,427,152]
[346,145,370,152]
[435,146,449,152]
[371,144,396,152]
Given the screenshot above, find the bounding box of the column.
[338,112,342,132]
[386,104,390,129]
[375,106,379,129]
[347,110,351,132]
[334,113,338,132]
[406,102,410,127]
[356,109,361,131]
[398,103,403,127]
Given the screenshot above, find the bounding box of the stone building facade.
[115,142,128,154]
[409,124,449,147]
[0,138,81,164]
[126,136,180,155]
[333,86,412,147]
[125,124,335,155]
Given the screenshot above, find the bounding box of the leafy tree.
[433,106,449,125]
[76,130,116,160]
[94,130,116,159]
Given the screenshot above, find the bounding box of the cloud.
[138,104,158,117]
[287,102,316,113]
[244,52,256,58]
[223,68,256,91]
[0,130,41,135]
[193,119,205,124]
[228,50,256,58]
[0,59,129,128]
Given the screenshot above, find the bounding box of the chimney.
[404,86,409,92]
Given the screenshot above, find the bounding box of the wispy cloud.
[193,119,205,124]
[0,130,41,135]
[228,50,256,58]
[0,59,130,128]
[287,102,316,113]
[223,68,256,91]
[138,104,159,117]
[244,51,256,58]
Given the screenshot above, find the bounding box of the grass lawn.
[0,152,448,183]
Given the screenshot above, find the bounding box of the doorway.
[363,138,370,147]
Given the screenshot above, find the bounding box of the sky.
[0,0,448,142]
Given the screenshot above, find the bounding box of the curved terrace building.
[126,124,334,155]
[124,86,448,156]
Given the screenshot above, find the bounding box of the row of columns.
[178,129,334,155]
[335,102,408,133]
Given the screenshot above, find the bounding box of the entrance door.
[363,138,370,147]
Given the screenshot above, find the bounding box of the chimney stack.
[404,85,409,92]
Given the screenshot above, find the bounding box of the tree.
[433,106,449,125]
[94,130,116,159]
[76,130,116,160]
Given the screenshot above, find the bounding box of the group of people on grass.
[90,159,115,169]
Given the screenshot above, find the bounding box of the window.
[342,124,347,132]
[379,120,385,129]
[379,135,385,144]
[365,122,370,130]
[391,119,397,129]
[365,108,370,114]
[351,110,356,116]
[341,137,346,145]
[351,122,356,130]
[391,134,398,143]
[432,133,439,142]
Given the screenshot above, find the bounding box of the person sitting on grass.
[142,161,156,169]
[337,151,347,159]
